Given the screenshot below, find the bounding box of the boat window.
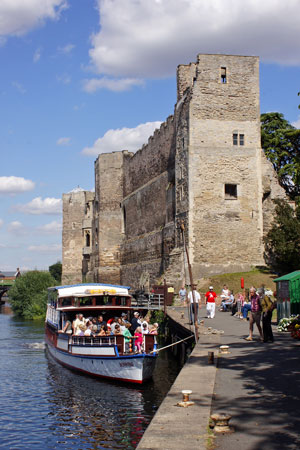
[80,297,93,306]
[61,297,72,307]
[74,298,80,307]
[95,296,112,306]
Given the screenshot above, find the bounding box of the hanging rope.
[150,334,194,354]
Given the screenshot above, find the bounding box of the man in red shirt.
[205,286,217,319]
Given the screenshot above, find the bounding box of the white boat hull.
[46,338,156,384]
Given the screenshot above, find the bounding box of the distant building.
[62,54,286,289]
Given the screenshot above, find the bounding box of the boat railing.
[70,334,156,355]
[72,336,116,346]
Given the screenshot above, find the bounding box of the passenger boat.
[45,283,157,384]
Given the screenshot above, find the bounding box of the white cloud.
[7,220,27,234]
[56,137,71,146]
[37,220,62,234]
[0,0,68,38]
[28,243,61,253]
[0,176,35,194]
[87,0,300,85]
[33,47,42,62]
[0,219,3,227]
[83,77,144,93]
[14,197,62,215]
[292,117,300,128]
[12,81,26,94]
[82,121,162,156]
[57,43,75,54]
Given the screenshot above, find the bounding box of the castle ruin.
[62,54,286,289]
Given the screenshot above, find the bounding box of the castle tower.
[62,188,94,284]
[175,54,265,278]
[91,152,125,284]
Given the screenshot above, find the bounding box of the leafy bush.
[9,271,56,319]
[264,199,300,275]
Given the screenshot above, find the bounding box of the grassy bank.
[197,267,277,295]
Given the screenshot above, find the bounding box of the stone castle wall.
[62,53,287,289]
[121,117,176,288]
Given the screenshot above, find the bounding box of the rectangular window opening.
[221,67,227,83]
[225,184,237,199]
[233,133,238,145]
[239,134,245,146]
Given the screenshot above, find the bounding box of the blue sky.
[0,0,300,272]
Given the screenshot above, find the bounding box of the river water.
[0,305,182,450]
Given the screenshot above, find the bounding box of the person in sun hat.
[205,286,217,319]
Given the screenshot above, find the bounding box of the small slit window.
[179,185,184,201]
[225,184,237,199]
[221,67,227,83]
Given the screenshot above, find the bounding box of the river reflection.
[0,306,181,449]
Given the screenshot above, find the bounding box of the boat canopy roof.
[48,283,131,298]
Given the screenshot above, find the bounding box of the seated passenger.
[221,291,235,311]
[141,321,149,335]
[134,326,143,353]
[149,323,159,335]
[59,320,72,334]
[84,324,93,336]
[97,315,106,332]
[98,324,107,336]
[114,323,122,335]
[76,324,86,336]
[220,285,230,301]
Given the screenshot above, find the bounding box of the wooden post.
[163,278,167,317]
[180,222,199,341]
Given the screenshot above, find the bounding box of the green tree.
[49,261,62,283]
[264,199,300,275]
[261,112,300,199]
[9,270,56,319]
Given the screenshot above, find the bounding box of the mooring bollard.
[177,390,194,407]
[210,413,232,433]
[208,351,214,364]
[182,389,192,402]
[219,345,230,354]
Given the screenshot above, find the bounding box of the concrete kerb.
[137,329,221,450]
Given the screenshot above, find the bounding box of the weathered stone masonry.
[62,54,286,288]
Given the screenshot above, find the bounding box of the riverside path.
[137,305,300,450]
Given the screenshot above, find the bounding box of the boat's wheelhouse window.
[60,297,72,307]
[114,296,128,306]
[80,296,94,306]
[95,296,112,306]
[74,298,80,307]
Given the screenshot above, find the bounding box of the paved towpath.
[138,304,300,450]
[207,309,300,450]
